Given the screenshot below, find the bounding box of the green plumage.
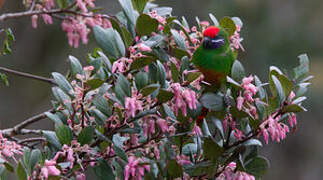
[192,28,235,87]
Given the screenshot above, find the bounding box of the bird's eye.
[202,36,225,49]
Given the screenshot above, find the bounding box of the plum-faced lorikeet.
[192,26,235,88]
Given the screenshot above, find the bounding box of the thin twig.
[1,109,54,136]
[0,67,56,85]
[0,8,111,22]
[18,137,46,144]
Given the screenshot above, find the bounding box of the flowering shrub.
[0,0,312,179]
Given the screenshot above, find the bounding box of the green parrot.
[192,26,235,88]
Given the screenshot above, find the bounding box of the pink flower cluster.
[124,156,150,180]
[28,0,111,48]
[0,132,23,162]
[125,92,143,118]
[39,142,98,179]
[216,162,255,180]
[230,25,245,51]
[170,83,197,116]
[236,75,260,119]
[259,114,290,144]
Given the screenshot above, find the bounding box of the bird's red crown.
[203,26,220,38]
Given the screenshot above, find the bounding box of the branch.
[0,7,111,22]
[0,67,56,85]
[1,109,54,136]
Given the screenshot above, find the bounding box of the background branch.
[0,67,56,85]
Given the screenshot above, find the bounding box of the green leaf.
[136,14,159,36]
[219,16,236,36]
[90,109,108,125]
[279,74,293,99]
[55,125,73,146]
[17,162,27,180]
[45,112,63,126]
[0,73,9,86]
[42,131,62,150]
[69,55,83,76]
[202,138,223,161]
[271,75,286,102]
[226,76,242,88]
[173,48,190,60]
[232,17,243,27]
[294,54,309,80]
[135,72,148,90]
[93,97,112,116]
[167,160,183,178]
[200,93,224,111]
[109,18,133,48]
[157,89,174,103]
[254,75,266,100]
[23,147,31,174]
[94,160,115,180]
[86,79,104,90]
[29,149,41,174]
[171,29,186,50]
[282,104,305,113]
[209,13,219,26]
[141,84,160,96]
[132,0,149,13]
[130,56,156,70]
[115,74,131,101]
[245,156,269,178]
[4,162,14,172]
[93,26,124,58]
[231,60,245,82]
[157,61,167,88]
[6,28,15,41]
[118,0,136,36]
[113,145,128,162]
[170,62,179,83]
[186,72,202,83]
[77,126,94,145]
[55,0,68,8]
[52,72,73,95]
[243,139,262,147]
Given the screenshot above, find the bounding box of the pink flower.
[200,21,210,27]
[289,91,296,102]
[31,15,38,28]
[125,95,143,118]
[176,155,191,166]
[41,160,61,179]
[182,89,197,110]
[76,172,86,180]
[288,113,297,128]
[41,14,53,24]
[192,123,202,136]
[259,114,290,144]
[44,0,55,9]
[156,118,168,133]
[230,25,245,51]
[216,162,255,180]
[136,43,152,52]
[76,0,88,12]
[112,57,129,73]
[236,95,244,110]
[233,129,244,140]
[0,132,23,162]
[142,117,155,137]
[124,156,150,180]
[170,83,197,116]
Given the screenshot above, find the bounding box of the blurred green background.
[0,0,322,179]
